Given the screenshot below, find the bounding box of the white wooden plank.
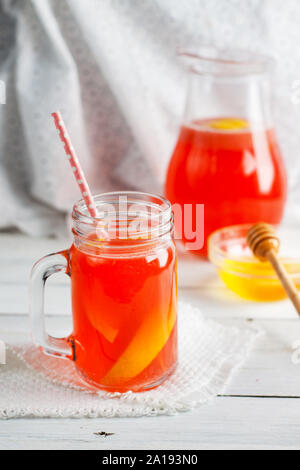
[0,277,297,320]
[2,236,300,450]
[1,315,300,398]
[0,234,71,259]
[0,283,72,315]
[0,232,297,320]
[0,260,69,285]
[1,312,300,448]
[0,233,221,288]
[0,397,300,449]
[180,290,298,320]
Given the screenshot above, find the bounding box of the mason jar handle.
[29,250,74,360]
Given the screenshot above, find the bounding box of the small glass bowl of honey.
[208,224,300,302]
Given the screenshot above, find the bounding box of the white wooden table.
[1,233,300,450]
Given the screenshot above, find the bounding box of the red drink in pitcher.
[166,48,288,256]
[166,118,287,256]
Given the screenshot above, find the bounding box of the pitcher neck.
[180,47,275,130]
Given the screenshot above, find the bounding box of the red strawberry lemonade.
[70,234,177,392]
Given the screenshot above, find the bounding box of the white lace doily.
[0,302,261,419]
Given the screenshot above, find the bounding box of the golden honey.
[218,257,300,301]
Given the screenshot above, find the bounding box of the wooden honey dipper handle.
[247,223,300,316]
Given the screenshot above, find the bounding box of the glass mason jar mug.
[166,46,287,257]
[30,192,178,392]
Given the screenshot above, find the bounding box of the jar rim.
[178,45,275,76]
[73,191,171,221]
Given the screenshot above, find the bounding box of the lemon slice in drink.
[101,305,177,386]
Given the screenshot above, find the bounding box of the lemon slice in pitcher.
[208,118,249,131]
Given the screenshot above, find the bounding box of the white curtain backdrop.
[0,0,300,236]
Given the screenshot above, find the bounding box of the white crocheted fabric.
[0,302,261,419]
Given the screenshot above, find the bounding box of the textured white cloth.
[1,0,300,236]
[0,302,261,419]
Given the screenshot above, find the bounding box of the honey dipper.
[247,223,300,316]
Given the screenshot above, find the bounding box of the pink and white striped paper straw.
[52,111,98,218]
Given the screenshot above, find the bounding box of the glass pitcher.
[166,46,287,257]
